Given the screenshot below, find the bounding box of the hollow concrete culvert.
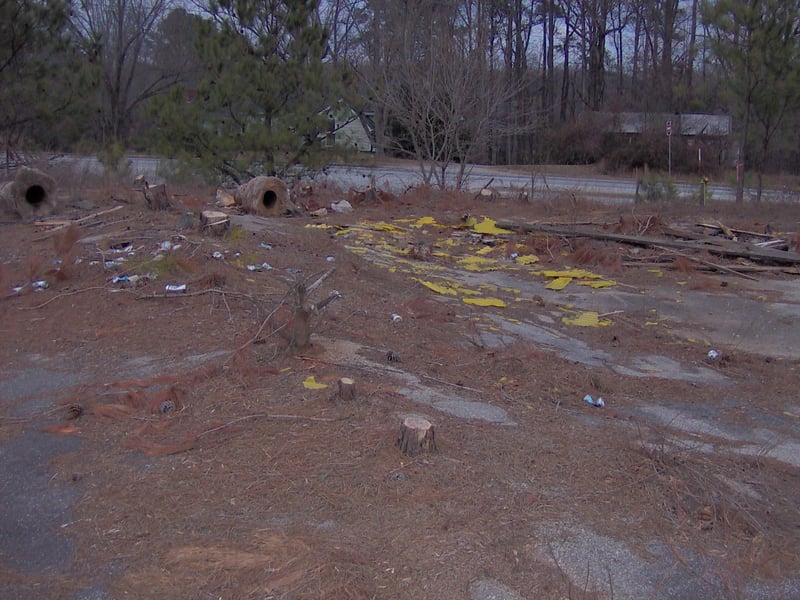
[234,176,290,217]
[0,167,57,220]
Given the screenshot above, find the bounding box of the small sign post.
[666,120,673,177]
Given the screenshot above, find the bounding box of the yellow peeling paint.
[647,269,663,277]
[578,279,616,289]
[476,246,495,255]
[464,297,507,308]
[414,278,459,295]
[515,254,540,265]
[561,311,610,327]
[365,221,404,233]
[412,216,439,228]
[458,255,501,272]
[545,277,573,290]
[540,269,603,279]
[303,376,328,390]
[472,217,513,235]
[305,223,332,230]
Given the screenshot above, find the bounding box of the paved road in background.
[11,154,798,204]
[320,162,797,203]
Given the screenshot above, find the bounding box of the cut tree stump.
[338,377,356,401]
[397,415,437,456]
[200,210,230,236]
[143,183,172,211]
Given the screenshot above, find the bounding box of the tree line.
[2,0,799,199]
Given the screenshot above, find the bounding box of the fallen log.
[0,166,57,220]
[234,176,292,216]
[497,220,800,266]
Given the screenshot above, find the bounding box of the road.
[9,154,798,204]
[319,162,798,203]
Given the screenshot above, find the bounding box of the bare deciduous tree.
[70,0,179,146]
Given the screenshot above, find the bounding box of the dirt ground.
[2,172,800,599]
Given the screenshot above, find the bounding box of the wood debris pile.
[498,218,800,279]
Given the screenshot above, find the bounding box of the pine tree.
[150,0,338,183]
[0,0,88,157]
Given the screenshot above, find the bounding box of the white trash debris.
[584,394,605,408]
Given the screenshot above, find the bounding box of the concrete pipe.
[0,166,57,221]
[233,176,289,217]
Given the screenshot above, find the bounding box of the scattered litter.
[12,286,23,294]
[165,284,187,293]
[158,240,174,252]
[109,242,133,254]
[259,242,273,250]
[247,263,272,272]
[32,280,48,291]
[212,251,224,260]
[391,313,403,323]
[310,208,328,217]
[159,399,176,414]
[303,376,328,390]
[584,394,605,408]
[326,256,335,262]
[104,257,126,269]
[707,349,720,360]
[387,351,402,362]
[112,275,130,284]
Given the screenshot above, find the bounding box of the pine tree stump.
[200,210,230,236]
[338,378,356,401]
[397,416,436,456]
[143,183,172,211]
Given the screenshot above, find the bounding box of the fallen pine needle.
[196,412,347,439]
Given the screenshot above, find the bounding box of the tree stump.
[200,210,230,236]
[143,183,172,211]
[397,416,436,456]
[338,377,356,401]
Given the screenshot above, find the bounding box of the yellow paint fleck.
[463,297,507,308]
[476,246,494,255]
[412,216,439,228]
[545,277,573,290]
[540,269,603,279]
[413,278,459,295]
[515,254,540,265]
[647,269,663,277]
[472,217,513,235]
[303,376,328,390]
[578,279,616,289]
[561,311,611,327]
